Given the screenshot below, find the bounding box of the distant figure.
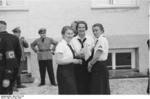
[0,20,21,94]
[71,21,78,37]
[31,28,57,86]
[147,39,149,94]
[88,23,110,94]
[12,27,29,89]
[55,26,82,94]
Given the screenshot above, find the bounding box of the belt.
[39,49,51,52]
[96,60,106,63]
[5,51,15,59]
[58,63,74,67]
[0,53,3,60]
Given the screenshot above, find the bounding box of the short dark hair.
[12,27,21,33]
[0,20,7,25]
[76,21,88,30]
[61,26,73,35]
[38,28,46,34]
[92,23,104,33]
[71,21,78,28]
[72,21,78,24]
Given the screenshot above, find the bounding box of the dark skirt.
[74,62,90,94]
[90,61,110,94]
[57,64,78,94]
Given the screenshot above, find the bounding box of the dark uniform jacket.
[0,31,21,81]
[19,37,28,61]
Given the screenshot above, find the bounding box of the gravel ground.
[13,77,149,95]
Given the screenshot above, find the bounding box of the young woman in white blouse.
[55,26,82,94]
[71,21,94,94]
[88,23,110,94]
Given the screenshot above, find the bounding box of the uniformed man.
[71,21,94,94]
[31,28,57,86]
[0,20,21,94]
[12,27,29,89]
[88,23,110,94]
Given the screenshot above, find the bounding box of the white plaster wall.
[0,0,148,38]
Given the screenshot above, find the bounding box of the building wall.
[108,34,149,73]
[0,0,149,80]
[0,0,149,37]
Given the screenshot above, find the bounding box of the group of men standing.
[0,20,31,94]
[0,20,57,94]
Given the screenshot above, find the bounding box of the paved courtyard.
[13,77,149,95]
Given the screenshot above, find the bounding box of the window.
[7,0,25,6]
[0,0,2,6]
[0,0,28,11]
[116,53,131,69]
[113,0,137,5]
[91,0,139,9]
[106,48,136,70]
[0,0,7,6]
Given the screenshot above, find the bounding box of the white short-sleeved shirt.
[71,35,94,60]
[94,34,109,61]
[55,39,74,61]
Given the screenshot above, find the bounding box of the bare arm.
[89,50,102,66]
[55,53,82,65]
[88,50,102,72]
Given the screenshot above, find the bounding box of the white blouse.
[94,34,109,61]
[55,39,74,61]
[71,35,94,60]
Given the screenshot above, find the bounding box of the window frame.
[107,48,136,70]
[0,0,7,6]
[91,0,139,9]
[0,0,28,11]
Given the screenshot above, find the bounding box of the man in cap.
[31,28,57,86]
[0,20,21,94]
[12,27,29,89]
